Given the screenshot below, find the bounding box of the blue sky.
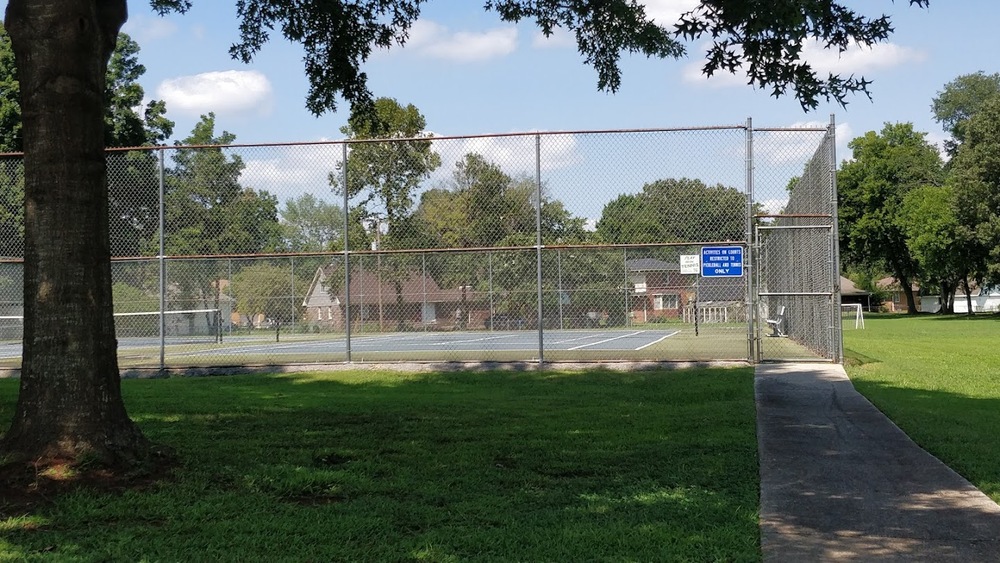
[2,1,996,222]
[97,1,993,151]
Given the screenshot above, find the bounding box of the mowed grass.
[844,314,1000,503]
[0,368,760,561]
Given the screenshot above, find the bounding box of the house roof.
[876,276,920,293]
[840,276,870,297]
[626,258,676,272]
[303,265,484,306]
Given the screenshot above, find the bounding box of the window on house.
[653,293,679,310]
[326,306,332,320]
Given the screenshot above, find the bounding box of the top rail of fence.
[0,124,794,157]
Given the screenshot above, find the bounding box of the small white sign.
[680,255,699,274]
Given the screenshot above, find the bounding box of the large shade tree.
[1,0,928,472]
[931,72,1000,157]
[596,178,749,244]
[837,123,945,313]
[949,96,1000,285]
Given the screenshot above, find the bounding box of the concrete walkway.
[756,363,1000,561]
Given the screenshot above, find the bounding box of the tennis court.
[0,327,703,367]
[180,328,679,357]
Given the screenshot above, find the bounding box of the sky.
[2,1,997,221]
[96,1,995,149]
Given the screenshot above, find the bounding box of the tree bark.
[1,0,150,465]
[898,273,918,314]
[962,276,974,316]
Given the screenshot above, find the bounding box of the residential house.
[302,264,486,331]
[626,258,745,323]
[952,285,1000,314]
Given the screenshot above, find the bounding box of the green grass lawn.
[0,368,760,561]
[844,313,1000,503]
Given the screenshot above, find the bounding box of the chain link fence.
[754,123,841,361]
[0,122,837,372]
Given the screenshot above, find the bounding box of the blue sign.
[701,246,744,277]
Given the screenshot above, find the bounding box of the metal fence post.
[422,252,427,332]
[829,114,843,363]
[290,256,296,332]
[342,141,351,362]
[745,117,755,362]
[535,133,544,364]
[488,251,494,331]
[158,148,166,372]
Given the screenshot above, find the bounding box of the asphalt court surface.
[0,329,682,359]
[173,329,682,357]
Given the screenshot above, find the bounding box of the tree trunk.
[898,273,918,314]
[939,281,955,314]
[1,0,150,465]
[962,276,974,316]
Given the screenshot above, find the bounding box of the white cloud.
[924,130,950,162]
[122,14,178,43]
[641,0,702,26]
[801,41,925,75]
[157,71,274,117]
[403,20,518,62]
[239,141,345,204]
[754,120,852,166]
[682,40,925,88]
[530,1,698,49]
[453,132,581,174]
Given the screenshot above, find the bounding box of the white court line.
[551,333,618,345]
[568,330,647,350]
[430,334,520,346]
[635,331,679,350]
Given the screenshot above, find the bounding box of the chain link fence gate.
[0,121,838,373]
[753,118,842,362]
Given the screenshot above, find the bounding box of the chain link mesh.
[0,124,838,371]
[754,125,840,361]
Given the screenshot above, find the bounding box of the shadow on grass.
[0,368,760,561]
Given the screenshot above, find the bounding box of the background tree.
[165,114,281,256]
[0,25,171,259]
[330,98,441,330]
[837,123,945,313]
[105,33,173,147]
[0,22,20,152]
[413,154,588,312]
[331,97,440,236]
[231,262,298,327]
[163,114,282,330]
[1,0,929,473]
[948,95,1000,286]
[899,184,980,314]
[931,72,1000,157]
[596,178,748,244]
[279,194,345,252]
